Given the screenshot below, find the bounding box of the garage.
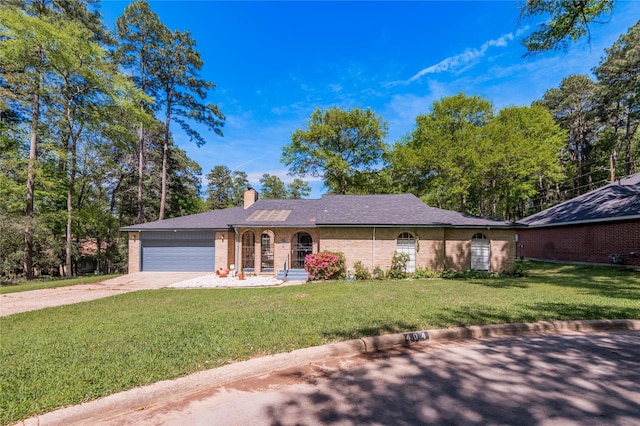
[141,231,215,272]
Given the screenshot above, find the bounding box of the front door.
[242,231,256,272]
[292,232,312,269]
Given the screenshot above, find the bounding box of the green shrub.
[372,266,385,280]
[499,260,529,278]
[439,269,497,279]
[438,261,529,280]
[353,261,371,280]
[388,251,410,279]
[411,267,436,279]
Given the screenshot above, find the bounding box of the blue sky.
[97,1,640,198]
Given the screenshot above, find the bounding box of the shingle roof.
[120,193,519,231]
[519,172,640,227]
[230,198,323,227]
[315,194,516,227]
[120,207,245,231]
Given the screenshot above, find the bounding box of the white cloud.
[406,29,525,84]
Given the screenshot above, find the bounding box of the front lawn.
[1,261,638,425]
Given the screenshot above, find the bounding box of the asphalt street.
[83,331,640,426]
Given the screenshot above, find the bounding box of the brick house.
[518,173,640,267]
[121,190,520,277]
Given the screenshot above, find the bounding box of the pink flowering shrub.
[304,251,346,281]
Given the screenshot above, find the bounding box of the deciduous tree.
[282,107,388,194]
[390,93,493,212]
[521,0,615,53]
[481,105,565,218]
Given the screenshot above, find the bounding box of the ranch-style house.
[121,189,521,278]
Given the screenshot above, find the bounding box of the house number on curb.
[404,332,429,343]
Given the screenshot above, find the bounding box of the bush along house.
[121,189,522,279]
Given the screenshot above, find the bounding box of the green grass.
[0,274,122,294]
[1,261,638,425]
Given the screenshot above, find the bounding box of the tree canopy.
[205,165,249,210]
[521,0,616,53]
[1,1,637,281]
[282,107,388,194]
[259,174,311,199]
[389,94,565,219]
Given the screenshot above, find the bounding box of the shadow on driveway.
[259,332,640,425]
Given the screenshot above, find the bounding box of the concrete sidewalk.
[16,319,640,425]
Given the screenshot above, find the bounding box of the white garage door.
[141,231,215,272]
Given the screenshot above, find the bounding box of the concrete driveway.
[0,272,207,316]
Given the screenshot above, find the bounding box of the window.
[471,233,490,271]
[396,232,416,273]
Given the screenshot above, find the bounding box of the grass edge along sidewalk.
[1,261,639,425]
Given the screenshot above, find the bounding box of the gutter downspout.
[372,226,376,270]
[234,228,239,275]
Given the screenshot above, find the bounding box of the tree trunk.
[135,121,145,224]
[64,100,79,279]
[65,139,77,278]
[24,85,40,281]
[159,98,172,221]
[624,109,632,176]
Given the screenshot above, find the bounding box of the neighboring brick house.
[121,190,520,277]
[518,173,640,267]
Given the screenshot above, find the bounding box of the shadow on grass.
[527,263,640,300]
[466,279,530,289]
[471,261,640,299]
[322,320,420,341]
[429,302,640,329]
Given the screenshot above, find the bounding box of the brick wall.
[129,226,518,274]
[236,227,320,273]
[127,232,140,273]
[443,229,516,272]
[519,219,640,267]
[215,231,234,270]
[320,227,516,273]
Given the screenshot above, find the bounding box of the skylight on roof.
[247,209,291,222]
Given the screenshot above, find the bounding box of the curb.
[17,319,640,426]
[359,319,640,352]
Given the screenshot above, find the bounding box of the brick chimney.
[244,188,258,209]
